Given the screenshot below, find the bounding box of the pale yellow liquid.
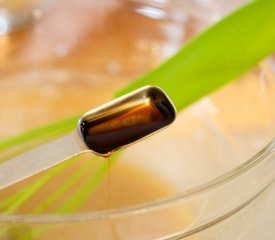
[0,159,193,239]
[0,157,179,213]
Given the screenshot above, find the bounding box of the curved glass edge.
[0,138,273,224]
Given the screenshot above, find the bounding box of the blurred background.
[0,0,249,139]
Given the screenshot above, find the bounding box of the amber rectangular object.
[78,86,176,156]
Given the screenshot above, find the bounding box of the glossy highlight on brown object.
[78,86,176,156]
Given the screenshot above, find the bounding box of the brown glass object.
[78,86,176,156]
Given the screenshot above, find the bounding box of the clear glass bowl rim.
[0,137,274,223]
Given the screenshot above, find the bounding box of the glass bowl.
[0,0,274,239]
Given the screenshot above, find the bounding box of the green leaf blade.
[116,0,275,112]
